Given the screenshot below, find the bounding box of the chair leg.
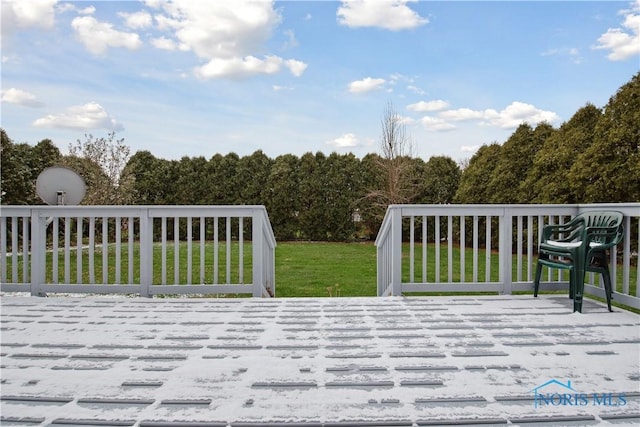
[601,266,613,312]
[533,262,543,297]
[573,261,585,313]
[569,270,575,299]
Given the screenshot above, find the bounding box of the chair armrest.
[541,217,585,243]
[585,225,624,252]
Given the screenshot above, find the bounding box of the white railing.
[0,205,276,297]
[375,203,640,310]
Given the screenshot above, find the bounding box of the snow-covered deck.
[1,295,639,426]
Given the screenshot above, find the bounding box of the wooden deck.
[1,295,639,426]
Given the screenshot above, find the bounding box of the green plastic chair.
[533,211,624,312]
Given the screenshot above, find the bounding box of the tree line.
[1,73,638,241]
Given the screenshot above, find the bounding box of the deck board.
[1,295,639,426]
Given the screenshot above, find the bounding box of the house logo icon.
[531,379,576,394]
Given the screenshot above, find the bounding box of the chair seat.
[544,240,604,249]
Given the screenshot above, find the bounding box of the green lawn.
[276,242,377,297]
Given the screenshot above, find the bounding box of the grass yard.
[276,242,377,297]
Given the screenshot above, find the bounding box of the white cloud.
[149,2,306,79]
[420,116,455,131]
[541,47,583,64]
[407,85,425,95]
[439,102,559,129]
[1,0,57,36]
[348,77,386,93]
[119,11,153,29]
[195,55,307,79]
[461,144,481,153]
[337,0,428,30]
[71,16,142,55]
[593,0,640,61]
[33,102,123,131]
[407,100,449,112]
[486,102,559,128]
[57,3,95,15]
[1,88,43,107]
[282,29,298,49]
[327,133,360,148]
[326,133,374,149]
[153,2,280,60]
[285,59,308,77]
[151,36,177,51]
[439,108,487,121]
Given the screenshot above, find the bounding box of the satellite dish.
[36,166,86,205]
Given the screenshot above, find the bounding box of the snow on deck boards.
[1,295,639,427]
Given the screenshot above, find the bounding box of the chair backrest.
[575,211,624,245]
[577,211,623,228]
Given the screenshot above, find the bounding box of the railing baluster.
[161,217,167,285]
[422,216,427,283]
[102,217,108,284]
[214,217,219,284]
[486,215,491,282]
[621,216,631,295]
[22,216,29,283]
[435,215,440,283]
[636,219,639,297]
[187,216,192,285]
[0,217,6,283]
[115,217,121,285]
[65,216,71,284]
[239,216,244,284]
[447,215,453,282]
[128,216,134,284]
[460,215,465,283]
[226,216,231,284]
[200,217,205,284]
[52,217,59,284]
[409,216,415,283]
[473,216,478,283]
[517,215,523,282]
[77,216,83,284]
[174,216,179,285]
[527,215,533,282]
[11,217,18,282]
[89,217,95,284]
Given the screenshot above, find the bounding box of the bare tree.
[365,101,418,218]
[63,131,134,205]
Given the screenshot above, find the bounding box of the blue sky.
[2,1,639,163]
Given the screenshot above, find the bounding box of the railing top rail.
[384,203,639,217]
[0,204,272,217]
[147,205,269,218]
[374,205,395,247]
[0,206,33,216]
[257,207,277,249]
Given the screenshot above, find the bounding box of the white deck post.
[391,207,402,296]
[139,208,152,297]
[252,209,264,297]
[500,207,513,295]
[30,209,45,296]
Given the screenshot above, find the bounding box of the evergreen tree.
[570,72,640,202]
